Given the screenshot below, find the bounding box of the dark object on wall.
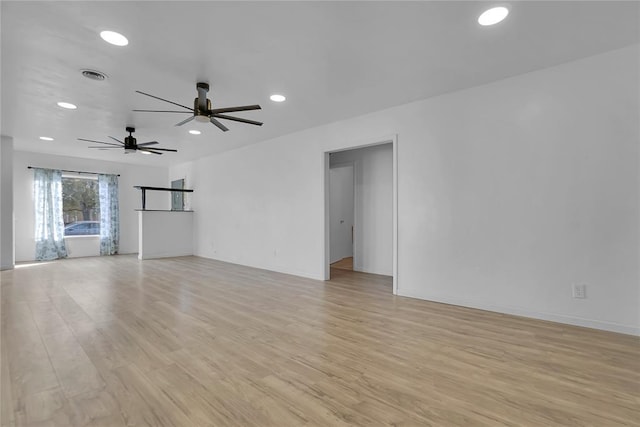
[171,179,185,211]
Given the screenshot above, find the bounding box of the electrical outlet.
[572,284,587,299]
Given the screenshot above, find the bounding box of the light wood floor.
[1,256,639,426]
[330,257,353,271]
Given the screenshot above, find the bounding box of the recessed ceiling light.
[57,102,77,109]
[270,94,286,102]
[140,150,151,155]
[39,136,54,141]
[478,6,509,26]
[188,129,201,135]
[100,30,129,46]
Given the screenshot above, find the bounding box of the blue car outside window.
[65,222,100,236]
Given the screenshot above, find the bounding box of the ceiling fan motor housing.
[124,127,137,152]
[124,136,137,153]
[194,97,212,122]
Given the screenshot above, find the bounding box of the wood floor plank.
[2,255,639,426]
[104,363,194,427]
[146,362,277,427]
[2,302,60,420]
[95,320,172,373]
[0,321,15,427]
[38,329,106,399]
[65,389,123,427]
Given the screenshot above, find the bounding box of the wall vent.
[81,69,107,81]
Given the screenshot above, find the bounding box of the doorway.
[329,164,354,270]
[324,137,398,294]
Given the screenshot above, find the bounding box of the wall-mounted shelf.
[133,186,194,210]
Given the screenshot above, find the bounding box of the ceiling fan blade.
[209,117,229,132]
[133,109,193,113]
[137,141,159,146]
[88,146,122,149]
[175,115,195,126]
[78,138,122,146]
[210,105,261,114]
[144,147,177,152]
[109,136,125,144]
[213,114,263,126]
[138,147,163,155]
[135,90,194,111]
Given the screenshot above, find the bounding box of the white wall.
[171,45,639,335]
[65,236,100,258]
[331,144,393,275]
[138,211,193,259]
[170,140,323,278]
[13,151,168,261]
[1,136,15,270]
[329,165,354,264]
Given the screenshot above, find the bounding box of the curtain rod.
[27,166,120,177]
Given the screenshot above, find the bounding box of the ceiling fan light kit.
[134,82,263,132]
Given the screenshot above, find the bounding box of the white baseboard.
[193,253,325,281]
[398,288,640,337]
[138,251,193,260]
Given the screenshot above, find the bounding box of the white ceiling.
[2,1,638,166]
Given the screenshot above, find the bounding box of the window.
[62,176,100,236]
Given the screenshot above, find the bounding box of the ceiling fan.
[78,127,177,155]
[133,82,263,132]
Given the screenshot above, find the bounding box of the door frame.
[323,134,398,295]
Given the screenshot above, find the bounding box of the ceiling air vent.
[81,69,107,81]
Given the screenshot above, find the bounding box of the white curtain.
[33,168,67,260]
[98,174,119,255]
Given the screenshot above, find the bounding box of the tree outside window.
[62,177,100,235]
